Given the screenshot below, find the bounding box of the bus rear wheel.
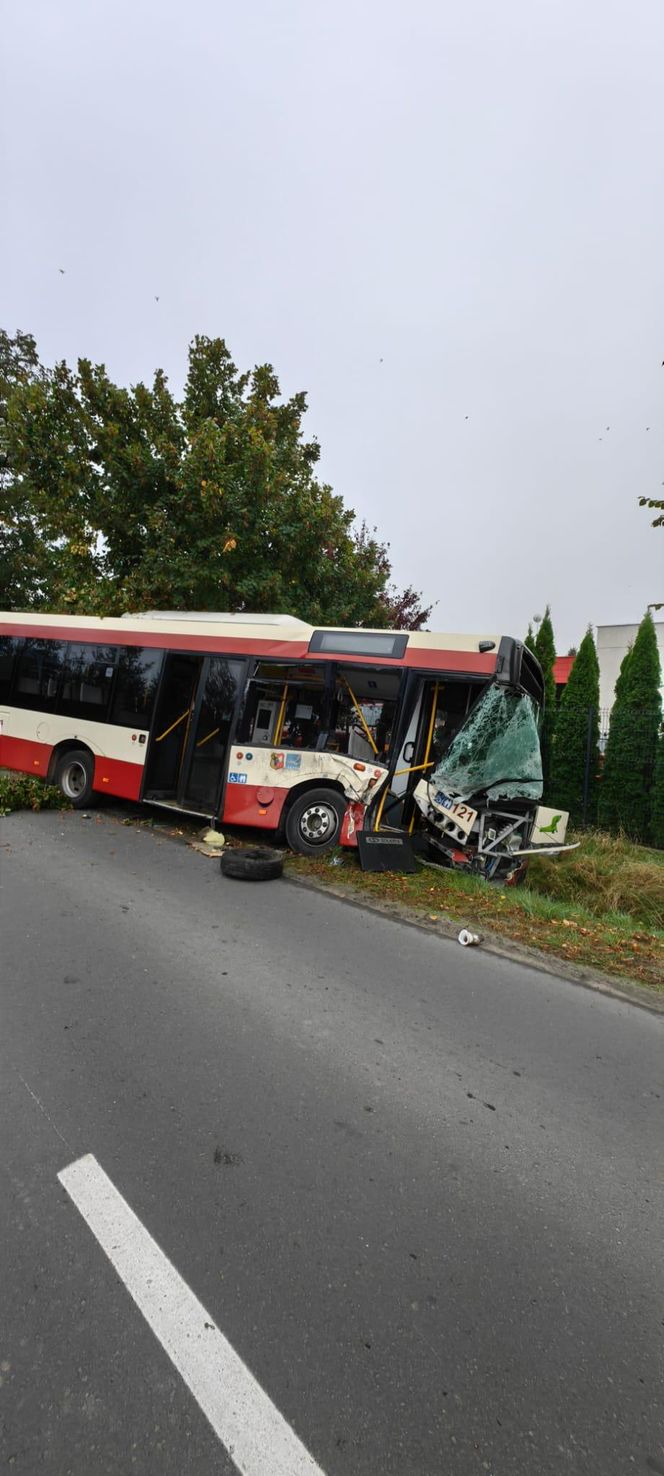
[56,748,96,808]
[284,788,347,857]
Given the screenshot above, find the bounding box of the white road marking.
[58,1154,326,1476]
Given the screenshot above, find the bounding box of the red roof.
[554,655,575,686]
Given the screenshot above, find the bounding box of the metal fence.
[552,705,662,828]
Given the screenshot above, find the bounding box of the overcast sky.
[2,0,662,648]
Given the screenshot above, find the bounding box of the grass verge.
[286,834,664,993]
[528,830,663,930]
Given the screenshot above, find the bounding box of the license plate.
[434,792,478,834]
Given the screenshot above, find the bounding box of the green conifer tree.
[534,607,557,798]
[549,628,600,825]
[598,612,662,841]
[651,728,664,850]
[597,645,632,830]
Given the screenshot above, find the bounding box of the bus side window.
[13,639,66,711]
[326,668,400,761]
[430,683,483,766]
[279,692,324,749]
[59,644,117,721]
[111,648,164,729]
[239,664,327,749]
[0,637,21,703]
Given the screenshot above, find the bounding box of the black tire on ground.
[56,748,96,808]
[220,847,284,881]
[284,787,347,857]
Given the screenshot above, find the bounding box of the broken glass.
[429,685,543,802]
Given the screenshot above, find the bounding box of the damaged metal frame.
[372,637,578,883]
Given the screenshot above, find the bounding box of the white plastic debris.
[458,928,480,947]
[200,828,225,850]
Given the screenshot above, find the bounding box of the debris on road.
[458,928,480,947]
[200,827,225,850]
[190,826,227,858]
[220,847,284,882]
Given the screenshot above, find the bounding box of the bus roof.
[0,610,505,676]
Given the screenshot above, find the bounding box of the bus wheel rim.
[300,802,337,843]
[63,762,87,798]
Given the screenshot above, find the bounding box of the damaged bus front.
[373,631,575,873]
[407,639,574,882]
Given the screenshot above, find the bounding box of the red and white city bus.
[0,610,569,874]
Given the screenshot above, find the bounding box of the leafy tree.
[534,607,557,798]
[379,575,435,631]
[650,728,664,850]
[524,622,536,655]
[598,611,662,841]
[549,629,600,825]
[638,492,662,608]
[638,493,663,529]
[2,333,431,628]
[0,330,61,607]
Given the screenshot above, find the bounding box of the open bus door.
[371,675,482,835]
[143,653,244,816]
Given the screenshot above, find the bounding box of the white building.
[596,621,664,716]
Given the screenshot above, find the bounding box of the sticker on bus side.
[228,772,248,784]
[285,753,301,771]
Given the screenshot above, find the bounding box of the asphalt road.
[1,808,662,1476]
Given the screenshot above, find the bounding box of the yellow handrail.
[423,682,439,770]
[156,707,191,743]
[372,783,390,832]
[391,760,435,777]
[274,684,289,746]
[372,760,434,831]
[343,679,379,756]
[196,726,220,749]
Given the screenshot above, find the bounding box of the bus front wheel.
[56,748,96,808]
[284,788,346,857]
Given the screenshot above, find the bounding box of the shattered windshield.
[430,684,543,802]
